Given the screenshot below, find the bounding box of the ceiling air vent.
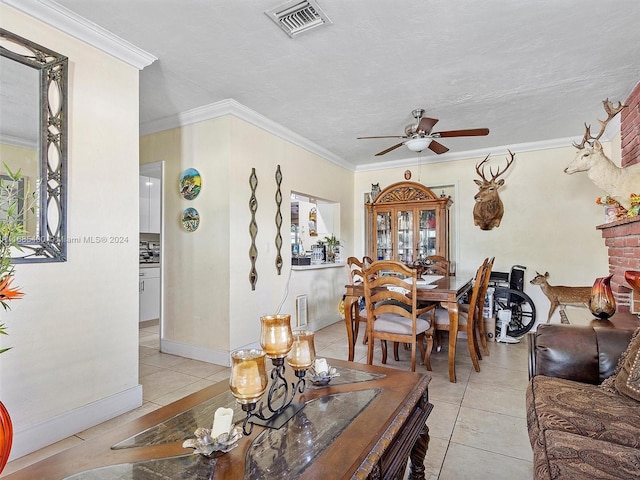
[265,0,332,38]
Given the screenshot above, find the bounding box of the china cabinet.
[365,181,451,264]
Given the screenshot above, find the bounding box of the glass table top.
[66,388,380,480]
[112,365,385,450]
[245,388,380,479]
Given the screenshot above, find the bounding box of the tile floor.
[2,321,533,479]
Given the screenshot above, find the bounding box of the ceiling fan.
[358,108,490,156]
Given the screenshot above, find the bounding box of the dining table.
[344,273,474,383]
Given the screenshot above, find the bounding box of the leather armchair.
[527,323,634,384]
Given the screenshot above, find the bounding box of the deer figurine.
[564,99,640,212]
[530,271,592,322]
[473,151,515,230]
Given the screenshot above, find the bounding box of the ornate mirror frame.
[0,29,67,263]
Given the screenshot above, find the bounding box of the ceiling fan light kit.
[405,137,431,152]
[358,108,490,157]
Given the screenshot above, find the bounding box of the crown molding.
[0,133,37,150]
[1,0,156,69]
[140,99,352,171]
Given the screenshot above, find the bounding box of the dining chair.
[433,258,488,372]
[459,257,494,357]
[426,255,451,275]
[345,256,374,344]
[362,260,436,372]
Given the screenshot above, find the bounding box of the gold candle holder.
[286,330,316,370]
[260,314,293,357]
[229,349,268,405]
[231,314,312,435]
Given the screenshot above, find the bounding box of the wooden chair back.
[363,261,433,371]
[474,257,495,356]
[434,258,488,372]
[345,256,377,345]
[346,257,366,284]
[363,260,418,325]
[426,255,451,275]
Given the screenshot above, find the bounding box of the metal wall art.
[180,167,201,200]
[274,165,283,275]
[249,168,258,290]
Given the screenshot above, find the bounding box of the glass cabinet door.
[375,211,392,260]
[397,209,414,263]
[417,208,437,259]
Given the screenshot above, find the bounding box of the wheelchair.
[488,265,537,338]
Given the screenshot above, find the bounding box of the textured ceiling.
[20,1,640,169]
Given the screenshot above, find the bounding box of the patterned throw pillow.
[614,327,640,401]
[600,327,640,394]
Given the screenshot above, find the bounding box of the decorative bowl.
[182,425,242,457]
[307,365,340,386]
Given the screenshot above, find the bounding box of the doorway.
[139,161,163,353]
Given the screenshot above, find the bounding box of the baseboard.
[139,318,159,328]
[10,385,143,460]
[160,339,231,367]
[308,314,342,332]
[160,316,342,367]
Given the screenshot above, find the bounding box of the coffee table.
[3,358,433,480]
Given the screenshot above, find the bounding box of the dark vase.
[625,270,640,296]
[0,400,12,474]
[589,275,616,319]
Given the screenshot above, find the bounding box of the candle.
[260,314,293,357]
[314,358,328,375]
[286,330,315,369]
[211,407,234,439]
[229,349,268,404]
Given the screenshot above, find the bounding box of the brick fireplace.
[597,81,640,314]
[598,216,640,313]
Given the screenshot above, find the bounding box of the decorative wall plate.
[181,207,200,232]
[180,168,202,200]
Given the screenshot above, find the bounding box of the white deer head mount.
[564,99,640,211]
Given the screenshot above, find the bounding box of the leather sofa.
[526,323,640,480]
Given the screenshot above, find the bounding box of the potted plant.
[324,235,340,263]
[0,164,34,473]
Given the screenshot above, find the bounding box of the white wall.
[140,115,353,364]
[228,117,353,351]
[353,144,612,325]
[140,117,232,363]
[0,6,142,459]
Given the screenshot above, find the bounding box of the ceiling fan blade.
[416,117,439,134]
[357,135,408,139]
[375,142,405,156]
[428,140,449,154]
[435,128,490,138]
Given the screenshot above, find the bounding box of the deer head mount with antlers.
[565,99,640,212]
[473,151,516,230]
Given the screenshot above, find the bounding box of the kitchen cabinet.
[139,266,160,322]
[365,181,451,264]
[139,175,161,234]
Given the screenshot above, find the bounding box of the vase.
[589,274,616,319]
[624,270,640,296]
[0,401,13,474]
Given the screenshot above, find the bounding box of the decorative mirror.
[0,29,67,262]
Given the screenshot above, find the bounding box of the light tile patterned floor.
[2,321,533,479]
